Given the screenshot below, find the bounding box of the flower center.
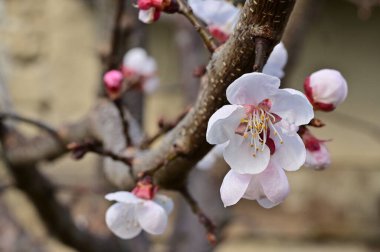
[235,104,283,157]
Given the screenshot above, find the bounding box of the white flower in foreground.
[206,73,314,175]
[220,160,289,208]
[122,48,159,93]
[262,42,288,79]
[304,69,348,111]
[188,0,240,43]
[105,182,173,239]
[301,128,331,170]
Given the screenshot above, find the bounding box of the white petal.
[257,161,290,208]
[105,191,140,204]
[226,73,280,105]
[136,200,168,235]
[138,9,155,24]
[263,42,288,79]
[206,105,244,145]
[140,58,157,76]
[223,134,270,174]
[153,194,174,214]
[272,132,306,171]
[123,48,148,70]
[270,88,314,126]
[105,203,142,239]
[243,175,262,200]
[257,198,278,208]
[220,170,252,207]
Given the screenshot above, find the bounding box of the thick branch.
[132,0,296,189]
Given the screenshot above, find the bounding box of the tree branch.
[177,0,219,53]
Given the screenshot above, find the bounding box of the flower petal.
[105,203,142,239]
[206,105,244,145]
[188,0,239,26]
[105,191,140,204]
[262,42,288,79]
[270,88,314,126]
[136,201,168,235]
[223,134,270,174]
[257,161,290,208]
[123,48,148,70]
[226,73,280,105]
[153,194,174,214]
[220,170,252,207]
[272,132,306,171]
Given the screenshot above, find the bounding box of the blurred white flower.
[122,47,159,93]
[188,0,240,42]
[196,144,225,170]
[105,191,173,239]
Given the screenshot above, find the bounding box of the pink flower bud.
[301,129,330,170]
[208,25,229,43]
[304,69,348,111]
[103,70,124,99]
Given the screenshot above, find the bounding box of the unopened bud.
[304,69,348,111]
[103,70,124,100]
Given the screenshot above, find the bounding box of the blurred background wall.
[0,0,380,251]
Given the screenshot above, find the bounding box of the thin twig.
[140,108,189,149]
[0,112,64,147]
[114,99,133,147]
[180,187,217,245]
[177,0,219,53]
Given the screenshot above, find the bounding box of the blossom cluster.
[103,0,348,241]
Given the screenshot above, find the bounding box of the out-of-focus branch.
[180,187,217,245]
[131,0,296,190]
[0,112,64,147]
[177,0,219,53]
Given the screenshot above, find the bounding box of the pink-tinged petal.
[136,200,168,235]
[243,175,261,200]
[206,105,244,145]
[138,8,157,24]
[226,73,280,105]
[153,194,174,214]
[223,134,270,174]
[257,161,290,208]
[272,132,306,171]
[220,170,252,207]
[270,88,314,127]
[262,42,288,79]
[105,191,140,204]
[105,203,142,239]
